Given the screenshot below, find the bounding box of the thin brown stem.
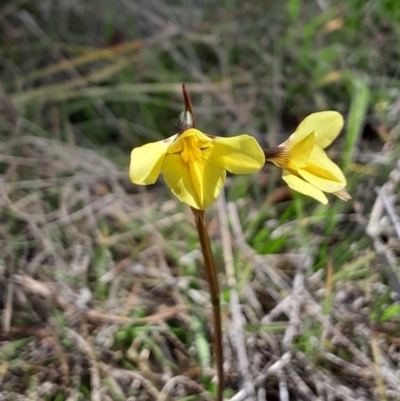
[182,84,196,128]
[192,208,224,401]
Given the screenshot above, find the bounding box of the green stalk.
[192,208,224,401]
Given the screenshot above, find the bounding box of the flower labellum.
[265,111,351,204]
[130,127,265,210]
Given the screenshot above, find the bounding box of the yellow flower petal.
[129,135,177,185]
[211,135,265,173]
[282,172,328,205]
[307,147,346,183]
[299,169,346,193]
[267,111,349,204]
[168,128,213,159]
[292,111,344,149]
[297,147,346,193]
[287,131,315,169]
[162,148,226,210]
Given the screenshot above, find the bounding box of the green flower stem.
[192,208,224,401]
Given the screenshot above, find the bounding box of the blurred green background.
[2,0,398,148]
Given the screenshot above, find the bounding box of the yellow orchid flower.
[129,126,265,210]
[265,111,351,205]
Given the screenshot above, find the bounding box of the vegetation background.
[1,0,400,400]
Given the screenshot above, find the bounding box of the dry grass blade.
[25,39,143,82]
[366,162,400,299]
[372,238,400,300]
[101,364,160,400]
[376,187,400,239]
[281,254,309,352]
[11,81,232,105]
[158,375,212,401]
[219,195,255,400]
[254,352,292,385]
[66,328,101,401]
[14,274,188,325]
[370,335,388,401]
[367,160,400,237]
[228,203,291,295]
[1,271,13,335]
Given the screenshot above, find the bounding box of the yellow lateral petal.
[162,149,226,210]
[299,169,346,193]
[292,111,344,149]
[282,172,328,204]
[307,147,346,183]
[211,135,265,174]
[287,131,315,169]
[298,147,346,193]
[129,135,177,185]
